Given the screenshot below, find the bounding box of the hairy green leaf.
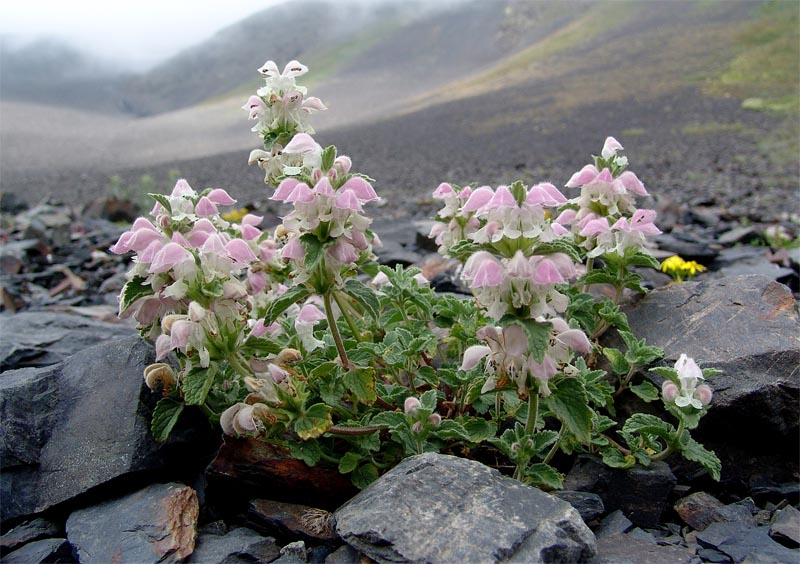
[546,378,593,444]
[342,280,380,320]
[526,463,564,490]
[603,348,630,376]
[183,364,218,405]
[338,451,361,474]
[351,463,379,489]
[680,434,721,481]
[343,368,377,405]
[265,285,312,324]
[119,276,153,316]
[434,420,470,441]
[148,193,172,214]
[630,380,660,402]
[288,440,322,466]
[151,398,184,442]
[300,233,325,271]
[501,317,551,363]
[294,403,332,440]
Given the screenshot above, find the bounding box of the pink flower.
[601,137,624,159]
[272,178,301,201]
[432,182,456,199]
[485,185,516,210]
[566,165,600,188]
[283,133,318,154]
[150,243,192,274]
[295,303,326,351]
[282,236,305,260]
[340,177,378,202]
[226,239,258,263]
[259,59,308,78]
[206,188,236,205]
[404,397,421,415]
[580,217,611,237]
[615,171,647,196]
[462,186,494,212]
[525,182,567,206]
[333,156,352,176]
[242,95,266,119]
[463,251,505,288]
[328,238,358,263]
[334,189,362,211]
[286,183,315,204]
[314,177,335,197]
[195,196,218,217]
[110,218,162,254]
[531,257,565,285]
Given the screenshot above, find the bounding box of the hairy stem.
[333,291,363,343]
[324,292,351,370]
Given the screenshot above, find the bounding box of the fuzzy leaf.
[602,447,636,468]
[462,418,498,443]
[321,145,337,171]
[419,389,438,412]
[603,348,630,376]
[627,250,661,270]
[502,317,551,363]
[578,270,618,287]
[533,240,582,263]
[183,364,218,405]
[342,280,380,320]
[151,398,184,442]
[526,463,564,490]
[300,233,325,271]
[649,366,678,381]
[343,368,377,405]
[369,411,406,429]
[351,463,379,489]
[338,451,361,474]
[547,378,593,444]
[288,440,321,466]
[119,276,153,316]
[623,413,675,442]
[598,300,630,332]
[148,193,172,214]
[434,420,471,441]
[265,285,312,324]
[680,434,721,481]
[630,380,660,402]
[294,403,332,440]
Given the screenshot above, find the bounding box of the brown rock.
[249,499,336,542]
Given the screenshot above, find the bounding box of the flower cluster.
[662,354,713,409]
[661,255,707,282]
[558,137,661,258]
[244,60,327,184]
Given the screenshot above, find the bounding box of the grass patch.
[680,122,747,135]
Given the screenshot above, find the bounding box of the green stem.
[228,354,254,378]
[324,292,351,370]
[580,257,595,293]
[514,392,540,481]
[651,419,685,462]
[614,364,639,397]
[542,424,565,465]
[332,291,363,343]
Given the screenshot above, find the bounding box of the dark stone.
[553,490,605,523]
[0,311,135,371]
[770,505,800,548]
[594,510,634,538]
[0,518,60,554]
[717,226,759,246]
[749,481,800,506]
[655,232,718,262]
[674,492,756,531]
[697,547,733,563]
[592,532,696,564]
[248,499,336,543]
[187,527,279,564]
[696,521,799,563]
[564,455,676,528]
[324,544,362,564]
[413,220,439,253]
[624,275,799,486]
[279,540,307,562]
[205,437,357,511]
[334,453,595,564]
[628,528,657,544]
[0,538,72,564]
[0,336,183,523]
[66,482,198,564]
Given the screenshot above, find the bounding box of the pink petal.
[596,168,614,183]
[139,240,164,264]
[201,233,227,254]
[242,214,263,226]
[601,136,624,159]
[557,328,592,354]
[241,224,262,240]
[472,258,505,287]
[302,96,327,111]
[503,325,528,357]
[579,218,610,237]
[552,222,570,236]
[226,239,258,263]
[297,303,326,323]
[150,243,192,273]
[334,189,362,211]
[340,177,378,201]
[171,179,195,197]
[282,60,308,77]
[333,156,352,175]
[314,177,335,197]
[272,178,301,201]
[462,187,494,212]
[555,209,577,225]
[207,188,237,205]
[433,182,456,199]
[486,185,516,209]
[328,238,358,263]
[283,133,318,154]
[195,196,218,217]
[526,182,567,206]
[565,165,599,188]
[282,236,305,260]
[287,183,315,204]
[258,60,279,76]
[460,345,491,371]
[616,171,648,195]
[529,355,558,382]
[532,258,565,285]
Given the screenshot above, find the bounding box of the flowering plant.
[112,59,720,489]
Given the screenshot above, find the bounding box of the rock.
[0,311,135,371]
[0,336,187,523]
[553,490,605,523]
[696,547,733,563]
[674,492,756,531]
[334,453,596,564]
[564,455,676,528]
[324,544,362,564]
[0,518,60,553]
[594,510,634,538]
[628,528,658,544]
[280,540,308,562]
[711,246,770,269]
[624,275,799,482]
[718,261,795,282]
[249,499,336,542]
[66,482,198,564]
[593,532,696,564]
[749,481,800,506]
[205,437,357,511]
[769,505,800,548]
[696,521,799,563]
[0,538,72,564]
[187,527,280,564]
[413,220,439,253]
[655,232,718,262]
[717,226,759,246]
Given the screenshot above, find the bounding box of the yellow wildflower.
[221,207,250,222]
[661,255,706,282]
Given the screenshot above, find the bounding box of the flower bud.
[143,363,176,393]
[412,421,424,434]
[404,397,421,416]
[694,384,713,406]
[427,413,442,428]
[161,314,184,335]
[510,442,521,453]
[275,348,303,366]
[662,381,679,402]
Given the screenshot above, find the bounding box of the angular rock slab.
[334,453,596,564]
[624,275,799,438]
[67,482,198,564]
[0,311,135,371]
[0,336,162,522]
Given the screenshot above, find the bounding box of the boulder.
[66,482,198,564]
[334,453,596,564]
[674,492,756,531]
[0,311,135,371]
[1,538,72,564]
[0,518,61,554]
[187,527,280,564]
[696,521,799,563]
[0,336,190,523]
[249,499,336,543]
[770,505,800,548]
[593,532,696,564]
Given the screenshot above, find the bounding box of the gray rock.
[188,527,279,564]
[594,510,634,538]
[0,538,72,564]
[1,336,163,522]
[553,490,605,523]
[696,547,733,563]
[718,262,795,281]
[674,492,756,532]
[628,528,658,544]
[324,544,361,564]
[655,232,718,262]
[696,521,799,563]
[0,311,135,371]
[66,482,198,564]
[334,453,596,564]
[279,540,307,562]
[592,532,696,564]
[0,518,60,553]
[717,226,759,246]
[770,505,800,548]
[625,276,799,441]
[564,455,676,528]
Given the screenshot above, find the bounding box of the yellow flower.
[661,255,706,282]
[221,207,250,222]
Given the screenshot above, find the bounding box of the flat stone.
[594,510,634,538]
[717,226,759,246]
[770,505,800,548]
[1,538,72,564]
[249,499,336,542]
[324,544,362,564]
[187,527,279,564]
[674,492,756,531]
[0,311,135,371]
[0,336,199,523]
[592,532,696,564]
[279,540,307,562]
[334,453,596,564]
[696,521,799,563]
[564,455,676,528]
[67,482,198,564]
[0,518,60,553]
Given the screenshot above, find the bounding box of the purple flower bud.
[412,422,424,434]
[404,396,421,416]
[662,381,679,402]
[427,413,441,428]
[694,384,713,406]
